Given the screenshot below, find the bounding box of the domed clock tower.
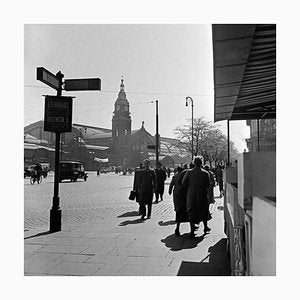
[112,78,132,166]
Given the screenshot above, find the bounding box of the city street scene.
[24,23,276,277]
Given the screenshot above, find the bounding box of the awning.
[213,24,276,121]
[86,144,109,151]
[24,143,55,152]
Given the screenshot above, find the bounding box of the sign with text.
[64,78,101,91]
[44,96,73,133]
[37,67,60,90]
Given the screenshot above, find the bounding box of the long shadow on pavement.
[24,231,53,240]
[158,220,177,226]
[161,233,206,251]
[118,211,140,218]
[119,218,145,226]
[176,238,231,276]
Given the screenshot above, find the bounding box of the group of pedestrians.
[169,157,218,238]
[132,157,223,239]
[132,159,167,220]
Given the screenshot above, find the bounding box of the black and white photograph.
[3,0,299,299]
[23,22,276,277]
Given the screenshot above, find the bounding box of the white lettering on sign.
[48,101,69,109]
[47,116,66,123]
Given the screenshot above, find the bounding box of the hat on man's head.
[143,159,150,164]
[194,156,203,167]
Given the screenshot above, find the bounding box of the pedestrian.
[133,162,144,215]
[204,165,215,204]
[97,167,100,177]
[167,167,171,178]
[216,164,224,197]
[154,162,167,203]
[169,166,189,236]
[182,157,211,238]
[138,159,156,220]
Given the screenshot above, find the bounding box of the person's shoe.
[204,227,211,233]
[147,216,151,219]
[175,229,180,236]
[141,215,145,220]
[154,200,158,204]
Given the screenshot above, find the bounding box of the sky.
[24,24,249,152]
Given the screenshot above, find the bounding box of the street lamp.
[186,96,194,162]
[151,100,159,168]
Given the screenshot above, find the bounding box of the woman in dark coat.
[182,157,211,238]
[168,166,188,236]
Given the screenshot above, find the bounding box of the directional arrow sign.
[37,67,60,90]
[64,78,101,91]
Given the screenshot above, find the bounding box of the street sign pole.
[50,71,64,232]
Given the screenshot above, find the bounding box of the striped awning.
[213,24,276,122]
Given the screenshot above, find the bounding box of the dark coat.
[138,168,156,205]
[169,170,188,222]
[182,167,210,224]
[207,171,215,204]
[155,168,167,194]
[133,168,143,203]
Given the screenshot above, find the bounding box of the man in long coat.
[154,162,167,203]
[138,159,156,219]
[182,157,211,238]
[133,162,144,215]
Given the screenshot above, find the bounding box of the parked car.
[58,161,88,182]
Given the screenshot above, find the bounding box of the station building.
[24,79,190,169]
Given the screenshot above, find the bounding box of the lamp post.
[151,100,159,168]
[185,96,194,162]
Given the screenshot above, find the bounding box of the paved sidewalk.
[24,189,230,276]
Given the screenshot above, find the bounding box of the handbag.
[128,190,136,201]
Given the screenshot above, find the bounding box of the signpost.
[64,78,101,91]
[37,67,101,232]
[37,67,60,90]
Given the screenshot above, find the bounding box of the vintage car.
[58,161,88,182]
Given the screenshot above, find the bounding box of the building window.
[125,129,128,136]
[116,129,119,137]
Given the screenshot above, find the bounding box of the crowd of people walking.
[132,157,223,238]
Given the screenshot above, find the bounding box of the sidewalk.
[24,188,230,276]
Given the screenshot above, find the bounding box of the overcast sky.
[24,24,249,152]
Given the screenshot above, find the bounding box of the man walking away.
[154,162,167,203]
[182,157,211,238]
[138,159,156,220]
[133,162,144,215]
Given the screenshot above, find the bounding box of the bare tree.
[174,117,240,166]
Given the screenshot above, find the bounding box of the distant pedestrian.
[138,159,156,220]
[167,167,171,178]
[204,165,215,204]
[182,157,211,238]
[97,167,100,177]
[154,162,167,203]
[133,162,144,215]
[169,166,189,236]
[216,165,224,197]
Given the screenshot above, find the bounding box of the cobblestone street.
[24,172,175,230]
